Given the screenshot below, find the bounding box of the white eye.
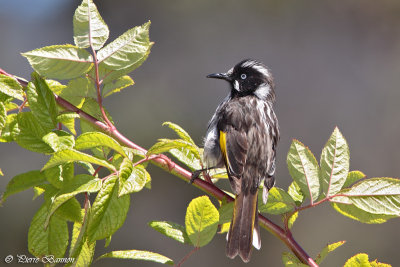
[240,73,247,80]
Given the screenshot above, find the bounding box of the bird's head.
[207,59,275,101]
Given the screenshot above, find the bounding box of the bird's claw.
[190,170,202,184]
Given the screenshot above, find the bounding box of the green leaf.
[0,168,3,176]
[218,201,234,224]
[42,183,61,202]
[331,189,397,224]
[1,170,47,204]
[55,197,84,223]
[169,148,202,171]
[95,47,151,84]
[45,175,101,227]
[70,210,87,254]
[45,166,65,186]
[14,112,53,153]
[87,176,130,243]
[118,159,148,196]
[148,139,199,157]
[315,240,346,264]
[42,148,116,171]
[370,260,392,267]
[207,167,229,180]
[0,102,6,133]
[118,157,132,178]
[110,153,124,169]
[344,253,371,267]
[102,75,134,97]
[75,132,127,158]
[5,101,18,112]
[69,238,95,267]
[60,77,92,108]
[22,44,93,80]
[0,113,17,142]
[97,250,173,265]
[97,21,152,71]
[287,140,320,202]
[282,252,308,267]
[185,195,219,247]
[46,79,67,94]
[104,235,112,248]
[287,211,298,229]
[28,204,69,258]
[33,186,46,200]
[339,178,400,216]
[288,181,305,206]
[26,73,58,131]
[68,209,95,267]
[73,0,109,50]
[219,222,230,234]
[44,165,63,188]
[57,112,80,135]
[80,97,113,123]
[343,170,366,188]
[42,130,75,152]
[259,187,296,215]
[345,252,390,267]
[0,74,24,101]
[149,221,191,244]
[63,162,75,183]
[163,121,195,145]
[320,127,350,197]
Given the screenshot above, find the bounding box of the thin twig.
[90,44,115,130]
[295,194,346,213]
[93,156,114,177]
[176,247,200,267]
[18,98,28,112]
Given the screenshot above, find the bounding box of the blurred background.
[1,0,400,266]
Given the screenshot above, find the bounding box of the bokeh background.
[1,0,400,266]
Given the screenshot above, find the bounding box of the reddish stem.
[93,165,103,177]
[19,98,28,112]
[90,45,115,130]
[295,194,346,213]
[84,192,89,210]
[176,247,200,267]
[93,156,114,177]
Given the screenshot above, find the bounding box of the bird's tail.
[226,190,260,262]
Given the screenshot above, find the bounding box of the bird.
[202,59,280,262]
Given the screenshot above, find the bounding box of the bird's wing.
[219,127,248,177]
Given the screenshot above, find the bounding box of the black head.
[207,59,275,101]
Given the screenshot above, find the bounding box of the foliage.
[0,0,399,266]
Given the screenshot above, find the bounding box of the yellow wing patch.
[219,131,230,168]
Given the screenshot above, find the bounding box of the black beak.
[206,72,232,81]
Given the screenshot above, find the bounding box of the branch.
[0,68,318,267]
[90,43,115,130]
[176,247,200,267]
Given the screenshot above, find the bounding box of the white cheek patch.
[254,83,271,99]
[233,80,240,91]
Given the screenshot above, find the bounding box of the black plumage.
[203,59,280,262]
